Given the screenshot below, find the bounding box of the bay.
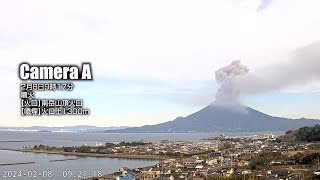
[0,130,284,179]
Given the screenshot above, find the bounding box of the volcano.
[105,104,319,133]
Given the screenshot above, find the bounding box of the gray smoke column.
[214,60,249,105]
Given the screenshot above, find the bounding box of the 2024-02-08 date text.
[2,170,103,178]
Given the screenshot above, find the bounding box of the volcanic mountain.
[105,104,319,133]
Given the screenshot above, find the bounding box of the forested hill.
[278,124,320,142]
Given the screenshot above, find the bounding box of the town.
[27,127,320,180]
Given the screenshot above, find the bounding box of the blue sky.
[257,0,272,11]
[0,0,320,127]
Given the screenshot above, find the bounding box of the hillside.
[105,104,319,133]
[278,124,320,142]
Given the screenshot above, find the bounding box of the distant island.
[37,130,51,133]
[0,125,130,133]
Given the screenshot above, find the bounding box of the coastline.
[0,148,166,160]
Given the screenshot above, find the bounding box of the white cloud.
[1,0,320,126]
[1,0,320,81]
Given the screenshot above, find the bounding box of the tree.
[63,147,74,152]
[250,152,280,170]
[105,142,115,148]
[77,145,91,153]
[301,153,320,164]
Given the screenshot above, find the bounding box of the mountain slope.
[105,104,319,133]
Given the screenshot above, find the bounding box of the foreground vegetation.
[32,141,150,153]
[278,124,320,142]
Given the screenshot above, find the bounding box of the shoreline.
[0,148,166,160]
[0,162,35,166]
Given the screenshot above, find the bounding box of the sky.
[0,0,320,127]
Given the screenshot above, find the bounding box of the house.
[182,158,197,166]
[208,151,222,157]
[314,170,320,175]
[270,170,291,179]
[99,174,116,180]
[140,166,161,179]
[222,168,234,177]
[195,164,203,169]
[117,167,139,180]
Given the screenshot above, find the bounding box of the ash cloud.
[214,41,320,105]
[240,41,320,94]
[214,60,249,105]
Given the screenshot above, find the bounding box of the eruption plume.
[213,41,320,106]
[214,60,249,105]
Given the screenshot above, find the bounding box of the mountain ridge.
[105,104,319,133]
